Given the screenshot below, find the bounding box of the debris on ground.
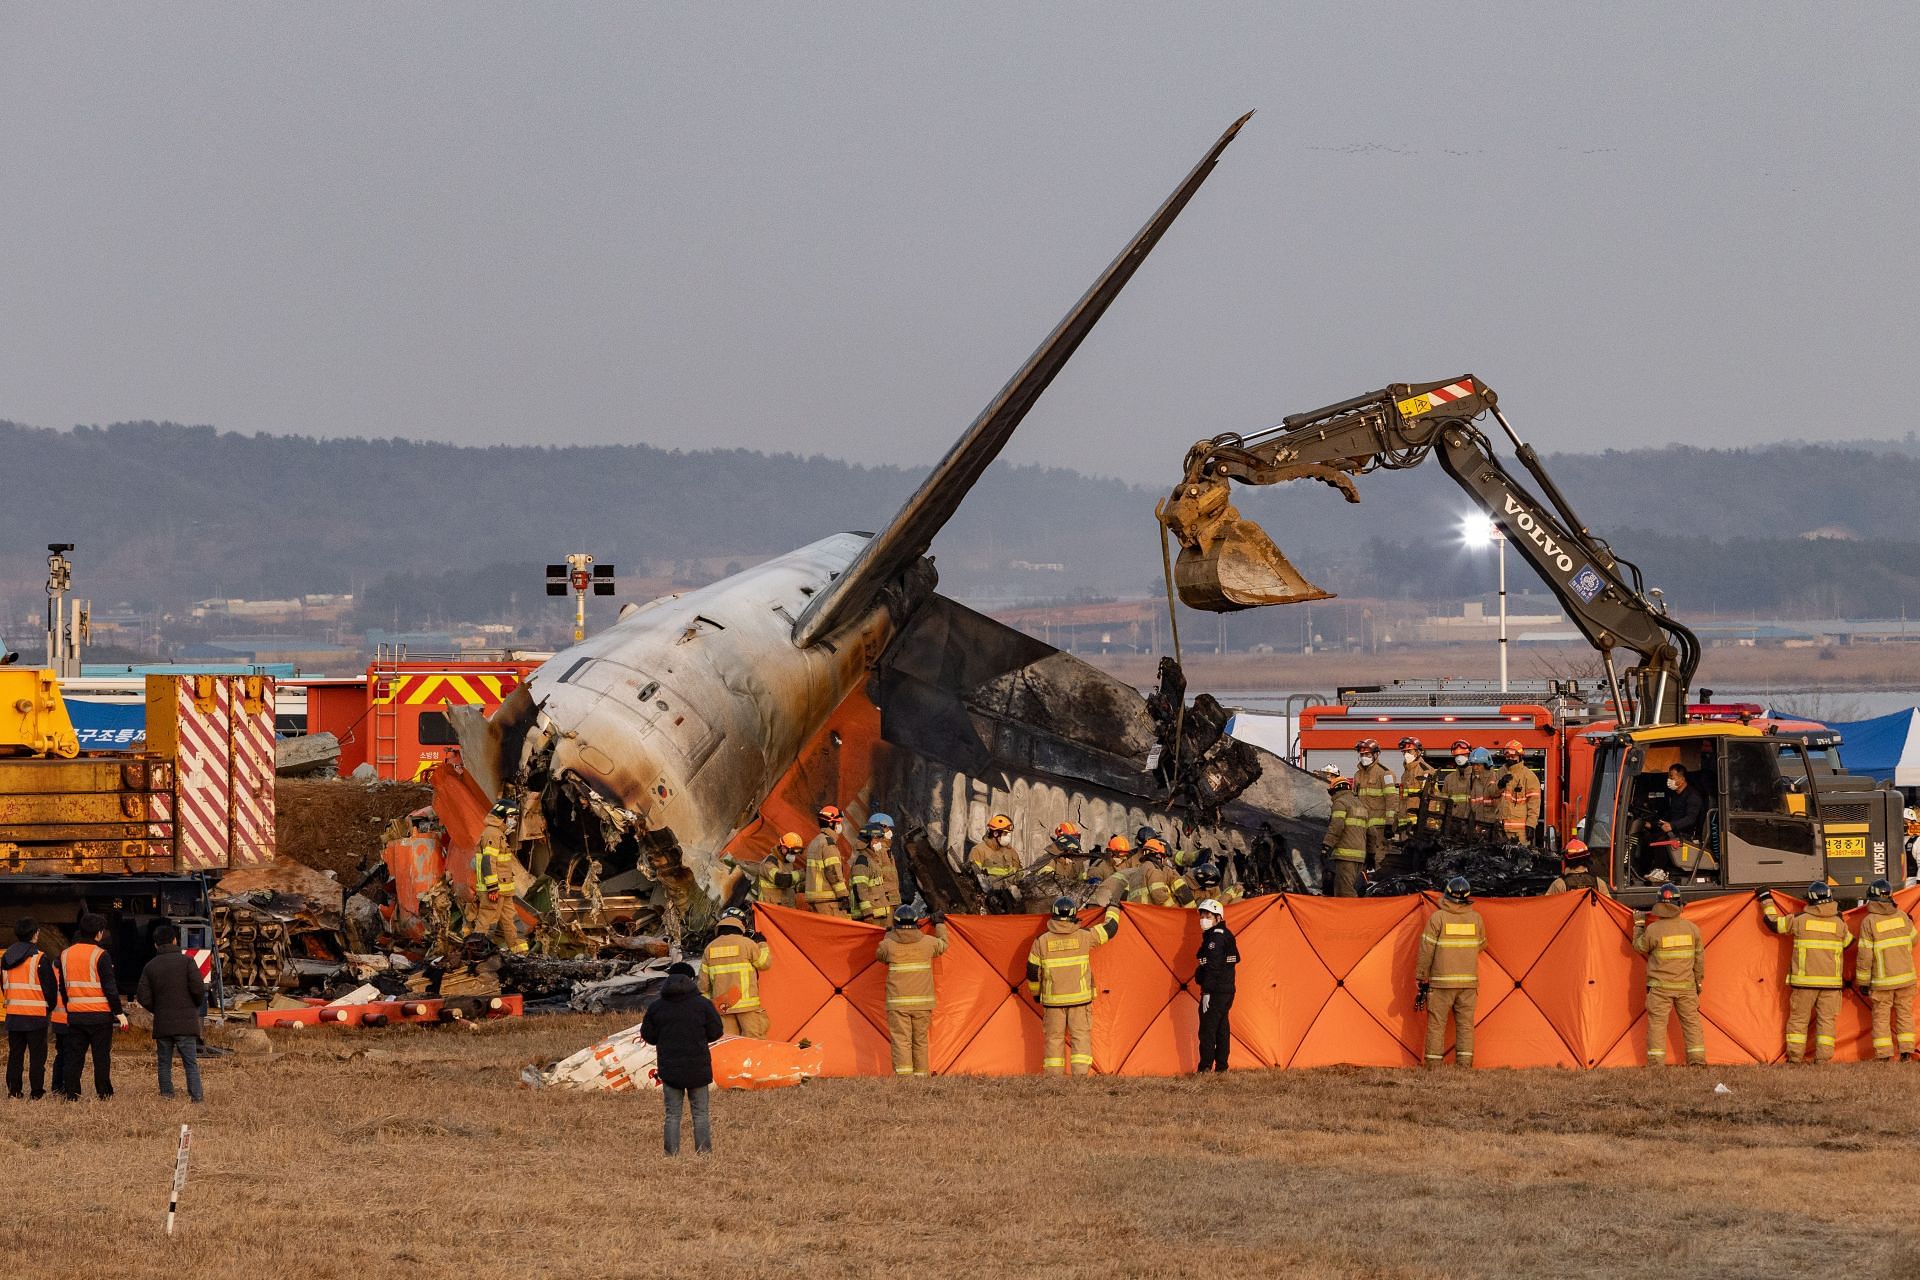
[1366,837,1561,898]
[275,731,340,777]
[525,1025,823,1092]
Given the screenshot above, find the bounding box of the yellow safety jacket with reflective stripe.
[698,928,772,1012]
[1763,899,1853,988]
[1027,909,1122,1007]
[1399,759,1439,829]
[1354,761,1396,831]
[1416,900,1485,988]
[1495,762,1541,833]
[753,857,799,908]
[876,924,950,1009]
[474,817,515,893]
[849,848,889,921]
[1632,902,1703,993]
[1856,901,1917,990]
[803,832,847,904]
[970,837,1022,879]
[1323,796,1367,863]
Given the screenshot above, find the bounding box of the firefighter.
[1088,833,1131,885]
[472,800,526,953]
[1027,897,1123,1076]
[1193,898,1239,1073]
[970,814,1023,882]
[1352,738,1397,868]
[1397,737,1441,835]
[1547,839,1610,896]
[849,814,896,924]
[1465,747,1502,839]
[867,812,903,915]
[1322,777,1367,898]
[1854,878,1917,1061]
[1633,883,1704,1066]
[1416,877,1485,1068]
[749,834,805,908]
[1190,860,1242,907]
[876,904,951,1076]
[803,805,851,916]
[1438,739,1477,838]
[1494,741,1541,844]
[1760,883,1854,1063]
[1133,838,1194,907]
[697,907,772,1038]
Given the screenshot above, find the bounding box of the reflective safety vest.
[699,928,772,1012]
[849,849,889,921]
[1353,761,1396,830]
[1495,762,1542,833]
[473,818,515,894]
[1026,909,1122,1007]
[1322,795,1367,863]
[2,949,47,1018]
[1764,900,1853,988]
[753,857,799,908]
[971,837,1022,879]
[61,943,110,1014]
[1857,902,1917,990]
[1399,759,1440,829]
[1633,903,1703,994]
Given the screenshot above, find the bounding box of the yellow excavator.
[1156,377,1900,900]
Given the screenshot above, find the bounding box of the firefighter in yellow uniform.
[876,904,951,1076]
[1322,778,1367,898]
[1547,840,1611,896]
[1760,882,1854,1063]
[471,801,527,953]
[848,814,896,924]
[803,804,851,916]
[1416,877,1484,1068]
[866,813,903,918]
[1132,839,1194,907]
[1633,883,1705,1066]
[1351,738,1396,867]
[697,908,772,1038]
[751,833,805,908]
[1437,740,1477,840]
[1397,737,1441,835]
[1854,878,1917,1061]
[1028,897,1123,1076]
[1494,741,1541,844]
[971,814,1023,882]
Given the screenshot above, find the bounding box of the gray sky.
[2,3,1913,484]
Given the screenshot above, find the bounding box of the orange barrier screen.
[753,888,1920,1074]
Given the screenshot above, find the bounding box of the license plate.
[1828,836,1867,857]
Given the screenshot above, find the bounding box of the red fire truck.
[297,651,543,781]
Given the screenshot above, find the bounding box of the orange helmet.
[779,832,805,851]
[1562,838,1591,863]
[817,804,843,825]
[1053,821,1081,840]
[1501,740,1523,759]
[1106,835,1132,855]
[1450,738,1472,753]
[1142,837,1168,856]
[1356,737,1381,754]
[987,814,1014,834]
[1397,736,1423,751]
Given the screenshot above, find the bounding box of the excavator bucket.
[1173,516,1335,611]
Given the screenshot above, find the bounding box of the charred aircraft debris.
[447,112,1331,933]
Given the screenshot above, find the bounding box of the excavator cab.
[1581,724,1835,902]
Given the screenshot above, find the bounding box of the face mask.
[1403,750,1419,765]
[1200,915,1217,930]
[1454,754,1469,767]
[1358,754,1374,767]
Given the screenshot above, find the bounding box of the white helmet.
[1197,898,1224,917]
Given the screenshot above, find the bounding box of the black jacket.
[640,974,724,1089]
[136,944,207,1039]
[1661,784,1707,841]
[1194,924,1240,994]
[1,942,58,1023]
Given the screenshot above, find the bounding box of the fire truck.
[297,649,544,781]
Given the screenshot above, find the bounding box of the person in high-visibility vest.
[1027,897,1123,1076]
[471,800,527,953]
[1760,883,1854,1064]
[848,815,897,924]
[876,904,951,1077]
[56,913,125,1100]
[3,916,60,1099]
[698,908,772,1038]
[1416,878,1485,1068]
[970,814,1023,883]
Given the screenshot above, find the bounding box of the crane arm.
[1156,376,1699,725]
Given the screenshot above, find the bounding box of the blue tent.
[63,699,147,752]
[1820,709,1920,786]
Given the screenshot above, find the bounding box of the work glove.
[1414,982,1429,1011]
[1754,887,1773,905]
[1201,993,1210,1014]
[927,909,946,925]
[750,932,766,943]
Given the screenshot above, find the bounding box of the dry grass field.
[3,1016,1919,1279]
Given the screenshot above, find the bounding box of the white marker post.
[166,1125,192,1236]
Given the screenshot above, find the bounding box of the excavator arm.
[1156,376,1699,725]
